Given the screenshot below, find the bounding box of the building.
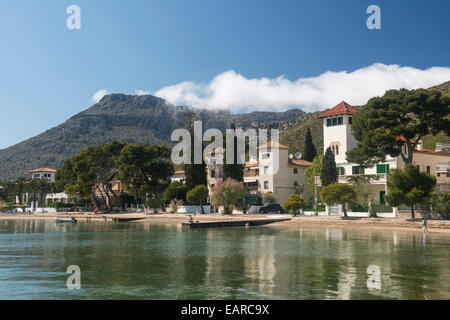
[29,167,57,182]
[25,167,69,206]
[318,101,450,209]
[171,170,186,183]
[245,141,311,204]
[206,143,311,206]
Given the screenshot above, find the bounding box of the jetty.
[111,216,148,222]
[181,218,291,228]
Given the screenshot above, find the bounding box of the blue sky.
[0,0,449,149]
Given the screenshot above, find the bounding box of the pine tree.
[183,113,207,190]
[321,147,337,186]
[223,124,244,181]
[303,128,317,162]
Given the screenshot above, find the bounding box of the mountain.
[0,94,306,180]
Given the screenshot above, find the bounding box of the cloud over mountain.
[154,63,450,112]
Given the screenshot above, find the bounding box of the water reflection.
[0,219,449,299]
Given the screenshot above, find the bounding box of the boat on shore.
[181,218,291,228]
[56,217,77,224]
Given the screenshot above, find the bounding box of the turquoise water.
[0,219,449,299]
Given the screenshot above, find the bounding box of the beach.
[1,212,450,233]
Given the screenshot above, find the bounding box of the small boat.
[56,217,77,224]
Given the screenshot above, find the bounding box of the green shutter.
[361,167,365,174]
[341,167,345,175]
[377,164,385,174]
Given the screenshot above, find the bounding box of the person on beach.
[188,215,194,223]
[422,217,428,233]
[94,208,99,215]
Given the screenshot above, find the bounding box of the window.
[336,167,345,176]
[264,181,269,189]
[294,181,299,187]
[293,168,298,174]
[352,166,365,175]
[326,117,344,127]
[34,174,40,178]
[376,164,390,174]
[211,170,215,178]
[349,117,352,125]
[426,166,431,173]
[264,166,269,175]
[330,143,340,155]
[262,153,270,159]
[437,173,441,177]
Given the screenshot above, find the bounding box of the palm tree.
[15,177,27,204]
[26,178,40,210]
[36,178,52,208]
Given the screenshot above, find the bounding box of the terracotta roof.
[290,159,312,167]
[257,141,289,150]
[174,170,185,175]
[396,137,450,156]
[318,101,358,118]
[29,167,57,173]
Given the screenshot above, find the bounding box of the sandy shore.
[1,212,450,233]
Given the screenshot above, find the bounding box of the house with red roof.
[318,101,450,216]
[29,167,57,182]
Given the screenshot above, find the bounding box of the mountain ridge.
[0,94,307,180]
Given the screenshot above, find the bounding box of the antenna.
[289,153,293,159]
[295,152,302,159]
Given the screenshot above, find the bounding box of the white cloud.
[135,89,151,96]
[91,89,109,103]
[154,63,450,112]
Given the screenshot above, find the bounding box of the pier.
[181,218,291,228]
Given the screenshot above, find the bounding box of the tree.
[431,192,450,219]
[14,177,27,204]
[320,183,356,217]
[264,191,277,203]
[305,155,323,193]
[304,128,317,162]
[385,164,436,218]
[118,143,174,206]
[321,147,337,186]
[186,185,209,214]
[282,194,306,216]
[223,124,244,182]
[36,178,52,207]
[26,178,40,210]
[347,88,450,167]
[210,178,245,214]
[304,154,324,215]
[163,181,187,204]
[56,141,125,211]
[182,112,208,190]
[346,175,379,218]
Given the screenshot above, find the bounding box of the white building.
[171,170,186,183]
[29,167,57,182]
[206,143,311,206]
[318,101,450,210]
[26,167,69,206]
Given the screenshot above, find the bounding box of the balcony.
[315,174,387,186]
